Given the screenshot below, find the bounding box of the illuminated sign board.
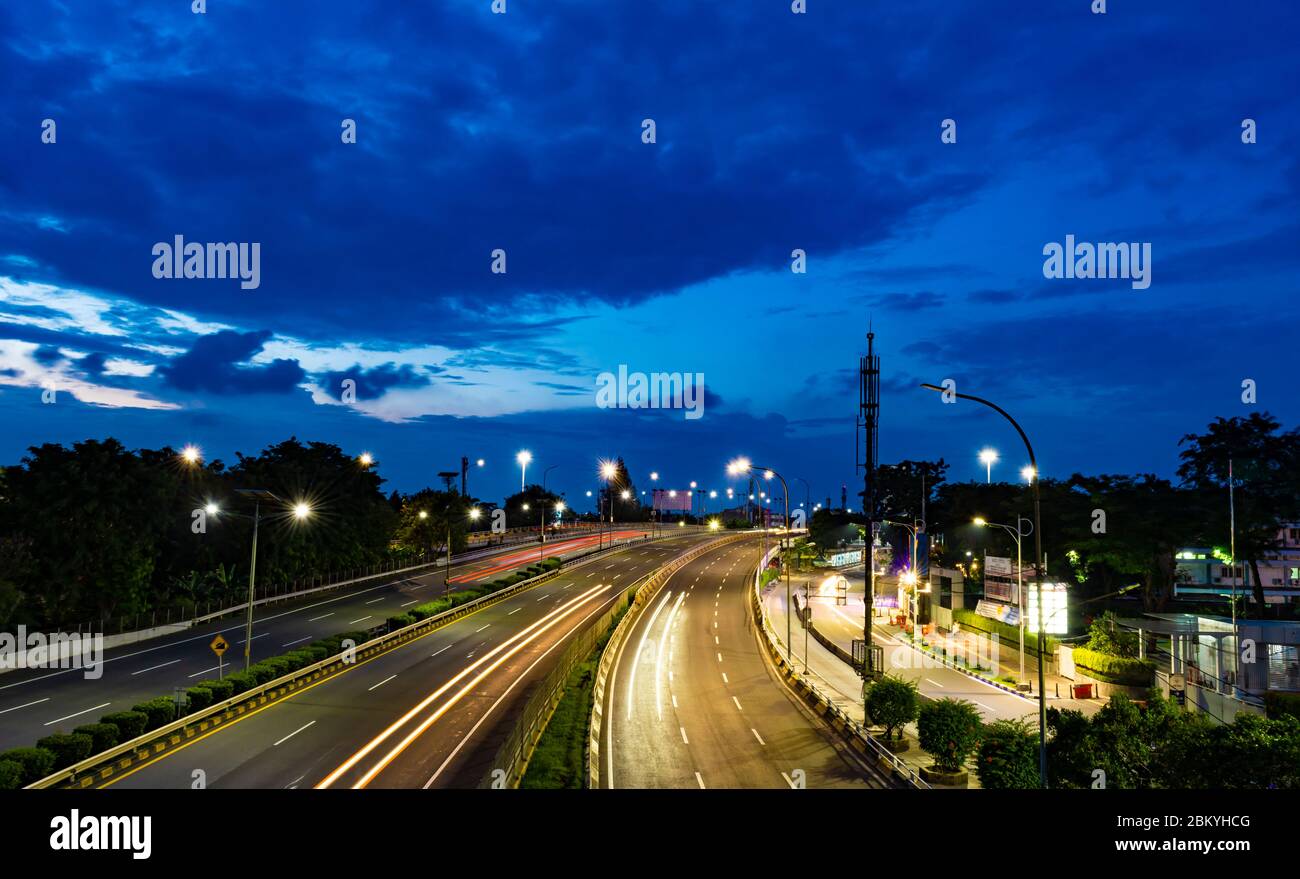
[830,550,863,567]
[1026,583,1068,634]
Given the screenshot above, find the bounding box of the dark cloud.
[160,330,305,395]
[319,363,430,401]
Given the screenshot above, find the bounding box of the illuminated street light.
[205,502,219,516]
[293,502,312,520]
[469,507,482,520]
[476,458,485,467]
[516,450,532,492]
[1021,465,1037,483]
[979,447,999,483]
[418,510,429,520]
[650,471,659,481]
[180,444,201,465]
[358,452,373,467]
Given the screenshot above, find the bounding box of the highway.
[102,533,714,789]
[0,529,650,753]
[600,538,884,789]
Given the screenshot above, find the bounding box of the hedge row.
[1071,646,1156,686]
[952,608,1060,657]
[1264,690,1300,721]
[0,554,568,787]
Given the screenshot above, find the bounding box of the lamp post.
[728,458,791,663]
[979,447,999,484]
[882,518,923,639]
[599,460,618,549]
[974,516,1033,682]
[923,382,1046,789]
[540,465,560,560]
[232,489,310,672]
[516,450,532,493]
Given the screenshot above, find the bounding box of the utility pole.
[858,330,880,679]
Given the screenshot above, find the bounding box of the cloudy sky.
[1,1,1297,509]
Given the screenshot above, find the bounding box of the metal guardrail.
[750,547,930,789]
[25,533,662,790]
[585,531,756,789]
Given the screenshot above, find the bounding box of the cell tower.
[855,330,881,677]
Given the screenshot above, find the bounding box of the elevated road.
[600,539,886,789]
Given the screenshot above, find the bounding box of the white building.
[1174,525,1300,605]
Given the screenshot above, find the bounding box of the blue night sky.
[1,1,1297,511]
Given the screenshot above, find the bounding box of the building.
[1173,525,1300,605]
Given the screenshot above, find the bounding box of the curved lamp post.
[922,382,1046,789]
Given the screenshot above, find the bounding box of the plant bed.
[920,765,969,786]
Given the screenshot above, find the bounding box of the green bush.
[975,719,1040,789]
[131,697,177,731]
[224,672,257,696]
[1071,647,1154,686]
[197,678,235,702]
[917,699,983,773]
[865,675,918,740]
[1265,691,1300,721]
[0,747,56,785]
[255,657,291,681]
[0,760,22,790]
[387,613,416,631]
[543,557,562,570]
[35,733,94,771]
[73,723,120,754]
[101,710,148,741]
[952,608,1059,656]
[185,686,213,712]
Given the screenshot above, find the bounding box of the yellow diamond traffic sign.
[210,634,229,657]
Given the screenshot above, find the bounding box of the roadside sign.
[210,634,229,657]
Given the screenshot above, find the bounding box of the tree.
[864,675,918,742]
[874,459,947,523]
[1177,413,1300,615]
[501,485,564,530]
[976,718,1040,789]
[394,489,470,556]
[917,698,983,773]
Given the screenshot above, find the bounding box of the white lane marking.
[925,678,945,688]
[680,726,690,744]
[364,597,385,605]
[626,591,673,721]
[537,594,550,601]
[348,616,372,625]
[430,644,453,657]
[972,700,995,713]
[188,665,221,679]
[507,607,522,615]
[732,696,743,711]
[236,633,267,645]
[655,592,687,721]
[308,613,334,622]
[281,636,312,647]
[782,771,798,788]
[131,658,182,676]
[695,772,706,789]
[369,674,398,692]
[722,673,729,684]
[475,624,491,633]
[274,721,316,746]
[716,652,722,662]
[752,728,766,746]
[672,694,678,708]
[400,599,419,607]
[44,702,110,726]
[0,698,50,715]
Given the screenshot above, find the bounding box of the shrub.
[387,613,416,631]
[185,686,213,712]
[1085,610,1140,658]
[131,697,177,731]
[197,678,234,702]
[101,710,149,741]
[952,608,1058,656]
[864,675,918,740]
[1265,691,1300,721]
[73,723,120,754]
[917,699,983,773]
[224,672,257,696]
[256,657,291,681]
[0,760,21,790]
[0,747,56,785]
[35,733,94,771]
[543,557,562,570]
[975,719,1040,789]
[1071,647,1155,686]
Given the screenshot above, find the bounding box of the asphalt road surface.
[600,539,884,790]
[102,533,713,789]
[0,530,651,752]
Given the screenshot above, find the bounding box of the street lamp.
[231,489,310,671]
[1021,465,1036,484]
[728,457,793,663]
[540,464,560,560]
[923,381,1046,788]
[358,452,373,468]
[973,516,1034,682]
[516,450,532,492]
[599,459,618,548]
[180,445,202,465]
[979,447,999,484]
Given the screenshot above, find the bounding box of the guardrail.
[25,533,662,790]
[750,547,929,789]
[585,530,756,789]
